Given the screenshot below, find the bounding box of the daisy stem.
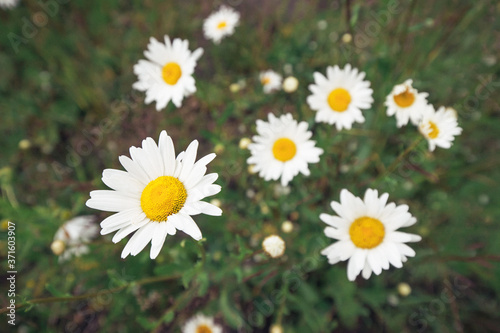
[275,278,289,325]
[374,136,423,184]
[344,0,353,34]
[151,284,198,333]
[197,241,206,266]
[0,274,182,314]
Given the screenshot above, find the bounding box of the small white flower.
[133,35,203,110]
[397,282,412,297]
[317,20,328,30]
[247,113,324,186]
[53,216,99,263]
[229,83,241,93]
[307,64,373,130]
[209,198,222,208]
[239,137,251,149]
[247,164,257,174]
[273,184,291,197]
[86,131,222,259]
[262,235,286,258]
[0,0,19,9]
[203,5,240,44]
[270,324,284,333]
[260,70,282,94]
[182,314,222,333]
[281,221,294,233]
[50,240,65,256]
[385,79,429,127]
[341,33,352,43]
[282,76,299,93]
[321,189,421,281]
[418,105,463,152]
[18,139,31,150]
[445,106,458,118]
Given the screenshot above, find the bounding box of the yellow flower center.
[161,62,182,85]
[426,121,439,139]
[349,216,385,249]
[140,176,187,222]
[217,21,227,29]
[261,77,270,85]
[272,138,297,162]
[393,88,415,108]
[327,88,351,112]
[196,325,212,333]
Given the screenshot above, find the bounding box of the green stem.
[275,279,289,325]
[0,274,181,314]
[151,284,198,333]
[371,136,423,185]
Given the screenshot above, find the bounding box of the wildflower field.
[1,0,500,332]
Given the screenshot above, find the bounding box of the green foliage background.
[1,0,499,332]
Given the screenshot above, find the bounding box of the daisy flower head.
[282,76,299,93]
[203,5,240,44]
[52,216,100,262]
[259,70,282,94]
[418,105,463,152]
[0,0,19,9]
[262,235,286,258]
[132,36,203,110]
[247,113,324,186]
[320,189,421,281]
[86,131,222,259]
[182,314,222,333]
[307,64,373,130]
[385,79,429,127]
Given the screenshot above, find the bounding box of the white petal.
[362,264,372,279]
[190,201,223,216]
[158,131,176,175]
[86,190,139,212]
[178,140,199,182]
[100,208,143,232]
[112,218,149,243]
[171,213,202,240]
[102,169,145,193]
[129,223,157,256]
[150,223,169,259]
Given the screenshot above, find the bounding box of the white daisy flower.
[320,189,421,281]
[247,113,324,186]
[132,36,203,110]
[307,64,373,130]
[52,216,100,263]
[262,235,286,258]
[385,79,429,127]
[282,76,299,93]
[0,0,19,9]
[86,130,222,259]
[259,70,282,94]
[418,105,463,152]
[182,314,222,333]
[203,5,240,44]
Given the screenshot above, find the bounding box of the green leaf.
[234,235,253,260]
[45,283,70,298]
[182,267,198,289]
[197,272,210,297]
[136,316,156,330]
[162,310,175,324]
[219,289,245,329]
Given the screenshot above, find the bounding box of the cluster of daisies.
[44,3,464,282]
[40,4,465,331]
[385,79,463,151]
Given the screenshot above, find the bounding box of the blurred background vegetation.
[1,0,500,332]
